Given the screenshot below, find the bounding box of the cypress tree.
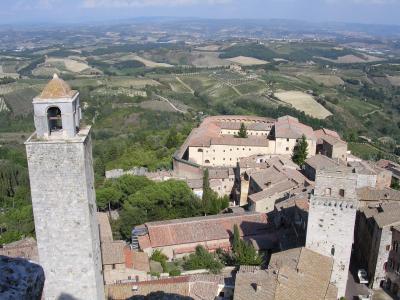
[237,123,248,138]
[292,134,308,167]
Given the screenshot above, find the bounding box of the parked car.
[357,294,372,300]
[357,269,369,284]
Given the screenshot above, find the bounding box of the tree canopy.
[292,135,308,167]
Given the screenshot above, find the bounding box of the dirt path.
[175,76,194,94]
[362,109,382,117]
[155,94,186,114]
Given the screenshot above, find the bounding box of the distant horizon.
[1,16,400,29]
[1,0,400,27]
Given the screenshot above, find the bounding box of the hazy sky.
[1,0,400,25]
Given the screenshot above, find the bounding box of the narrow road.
[155,94,186,114]
[175,76,194,94]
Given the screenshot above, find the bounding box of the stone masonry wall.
[26,131,104,300]
[306,169,358,298]
[373,226,392,288]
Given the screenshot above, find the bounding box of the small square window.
[286,147,289,151]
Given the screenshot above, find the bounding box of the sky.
[1,0,400,25]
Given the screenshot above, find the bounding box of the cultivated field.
[194,45,221,51]
[46,57,90,73]
[274,90,332,119]
[226,56,268,66]
[304,74,344,87]
[387,76,400,86]
[318,54,384,64]
[190,52,230,67]
[128,55,173,68]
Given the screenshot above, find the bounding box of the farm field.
[387,75,400,86]
[190,51,230,67]
[274,90,332,119]
[317,54,384,64]
[124,54,173,68]
[301,74,344,87]
[226,56,269,66]
[46,57,90,72]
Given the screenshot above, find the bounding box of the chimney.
[252,282,262,292]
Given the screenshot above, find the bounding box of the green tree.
[237,123,248,138]
[96,186,123,211]
[292,135,308,167]
[202,170,229,215]
[165,127,179,149]
[183,245,223,274]
[232,224,241,254]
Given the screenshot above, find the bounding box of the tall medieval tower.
[306,166,358,298]
[25,74,104,299]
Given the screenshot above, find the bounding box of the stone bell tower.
[25,74,104,300]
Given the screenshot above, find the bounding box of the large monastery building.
[174,115,345,179]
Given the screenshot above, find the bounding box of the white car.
[358,269,369,284]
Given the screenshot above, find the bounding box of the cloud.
[83,0,231,8]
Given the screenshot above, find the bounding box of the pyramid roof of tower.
[37,74,77,100]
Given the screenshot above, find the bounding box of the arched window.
[331,245,335,256]
[47,107,62,134]
[339,189,345,197]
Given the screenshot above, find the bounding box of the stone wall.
[25,128,104,300]
[306,169,358,298]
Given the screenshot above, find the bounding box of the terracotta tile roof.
[274,116,316,140]
[211,136,269,147]
[305,154,339,170]
[189,281,219,300]
[106,276,191,300]
[249,180,298,202]
[37,74,77,100]
[249,165,309,203]
[250,167,289,188]
[125,250,150,272]
[97,212,113,242]
[234,247,336,300]
[234,266,278,300]
[183,116,274,149]
[360,202,400,228]
[0,238,38,262]
[315,128,340,140]
[101,241,126,265]
[142,212,268,248]
[357,187,400,202]
[220,122,273,131]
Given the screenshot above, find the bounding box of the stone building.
[306,166,358,298]
[134,212,270,260]
[274,193,310,250]
[357,187,400,207]
[349,160,392,190]
[303,154,340,181]
[315,128,348,163]
[386,226,400,297]
[97,212,150,285]
[173,115,341,175]
[106,274,234,300]
[354,203,400,289]
[247,164,311,213]
[233,247,338,300]
[25,75,104,299]
[236,154,298,206]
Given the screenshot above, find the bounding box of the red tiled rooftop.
[141,212,268,249]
